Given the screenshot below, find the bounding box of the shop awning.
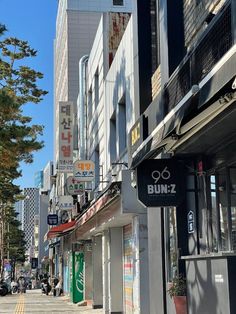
[46,220,76,240]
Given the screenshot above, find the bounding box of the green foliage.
[4,205,26,262]
[167,274,187,298]
[0,23,48,272]
[0,24,47,180]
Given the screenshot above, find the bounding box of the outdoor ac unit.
[59,210,69,224]
[88,191,94,201]
[72,242,83,252]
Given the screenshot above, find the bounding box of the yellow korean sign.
[73,160,95,182]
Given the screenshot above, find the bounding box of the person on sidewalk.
[55,277,62,297]
[52,276,59,297]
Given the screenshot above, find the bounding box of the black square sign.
[137,159,185,207]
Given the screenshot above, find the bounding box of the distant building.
[33,215,40,259]
[22,188,40,250]
[33,161,54,270]
[34,171,44,189]
[43,161,53,192]
[14,200,23,230]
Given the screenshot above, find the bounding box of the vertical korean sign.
[58,101,73,172]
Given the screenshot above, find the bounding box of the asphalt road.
[0,289,103,314]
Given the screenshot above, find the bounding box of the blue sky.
[0,0,58,189]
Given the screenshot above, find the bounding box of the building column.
[84,242,93,301]
[148,207,166,314]
[108,227,123,314]
[103,231,109,313]
[133,214,150,314]
[92,235,103,309]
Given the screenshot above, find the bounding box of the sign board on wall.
[188,211,195,233]
[58,195,74,210]
[66,176,85,195]
[129,114,147,155]
[47,214,58,226]
[73,160,95,182]
[57,101,73,172]
[136,159,185,207]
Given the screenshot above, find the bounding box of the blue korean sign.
[47,214,59,226]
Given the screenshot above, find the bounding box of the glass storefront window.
[218,169,230,251]
[166,207,178,281]
[210,175,218,252]
[230,167,236,250]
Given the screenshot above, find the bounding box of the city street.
[0,290,103,314]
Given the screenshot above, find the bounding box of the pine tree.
[0,24,48,276]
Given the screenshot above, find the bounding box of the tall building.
[34,171,44,189]
[55,0,101,170]
[14,200,23,230]
[22,188,39,250]
[43,161,53,192]
[54,0,133,174]
[51,0,139,310]
[34,161,54,270]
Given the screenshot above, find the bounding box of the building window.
[150,0,159,70]
[110,111,117,163]
[113,0,124,6]
[88,88,92,120]
[118,96,127,156]
[202,164,236,253]
[230,167,236,250]
[166,207,178,281]
[94,69,99,109]
[95,145,100,189]
[209,175,219,252]
[217,168,230,251]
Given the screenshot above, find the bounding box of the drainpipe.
[78,55,89,160]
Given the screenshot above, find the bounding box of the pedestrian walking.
[52,276,59,297]
[55,277,62,297]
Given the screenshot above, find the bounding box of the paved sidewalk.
[61,295,103,313]
[0,289,103,314]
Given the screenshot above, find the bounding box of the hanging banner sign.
[136,159,185,207]
[73,160,95,182]
[66,176,85,195]
[57,101,73,173]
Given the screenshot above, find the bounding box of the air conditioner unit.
[59,210,69,224]
[72,242,83,252]
[88,191,94,201]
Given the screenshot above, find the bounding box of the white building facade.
[72,10,150,313]
[50,1,151,313]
